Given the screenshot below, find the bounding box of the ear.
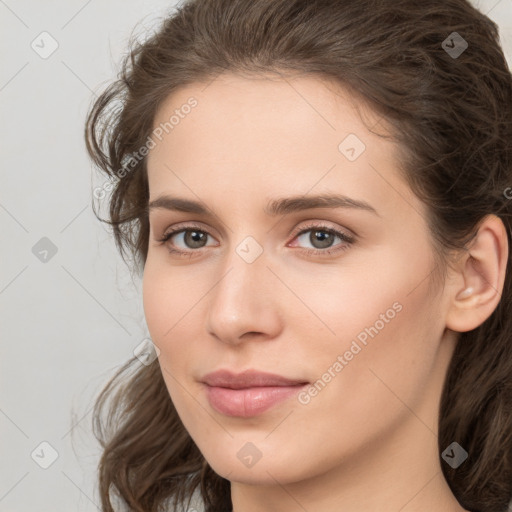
[445,214,509,333]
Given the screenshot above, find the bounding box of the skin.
[142,72,508,512]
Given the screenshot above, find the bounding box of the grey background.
[1,0,511,510]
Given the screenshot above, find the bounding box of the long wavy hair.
[84,0,512,510]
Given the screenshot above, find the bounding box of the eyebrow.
[147,194,379,217]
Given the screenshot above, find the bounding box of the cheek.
[282,288,441,476]
[308,270,442,431]
[142,257,192,341]
[142,267,194,415]
[142,258,203,382]
[296,244,441,405]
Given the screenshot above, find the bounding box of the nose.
[205,244,283,346]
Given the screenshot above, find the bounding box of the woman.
[85,0,512,510]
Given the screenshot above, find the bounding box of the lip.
[200,369,309,417]
[201,369,308,389]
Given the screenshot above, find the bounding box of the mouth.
[200,369,309,417]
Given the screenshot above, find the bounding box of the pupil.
[312,230,333,248]
[187,230,206,248]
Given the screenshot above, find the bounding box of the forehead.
[151,71,380,146]
[146,72,422,221]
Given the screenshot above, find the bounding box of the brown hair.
[84,0,512,510]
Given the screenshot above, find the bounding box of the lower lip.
[204,383,308,417]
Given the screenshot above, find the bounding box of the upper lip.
[201,369,308,389]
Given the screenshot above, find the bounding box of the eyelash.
[156,221,355,259]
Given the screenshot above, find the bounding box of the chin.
[201,444,315,486]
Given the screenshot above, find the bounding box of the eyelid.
[289,219,355,239]
[158,220,219,240]
[157,218,354,238]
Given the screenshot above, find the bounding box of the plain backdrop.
[1,0,511,510]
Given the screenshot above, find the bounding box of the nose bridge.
[212,235,267,316]
[205,234,281,343]
[218,231,268,295]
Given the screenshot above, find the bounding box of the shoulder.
[187,486,205,512]
[162,482,205,512]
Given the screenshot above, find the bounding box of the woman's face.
[143,73,456,487]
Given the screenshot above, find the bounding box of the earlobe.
[445,215,509,333]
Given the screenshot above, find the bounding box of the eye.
[155,221,355,258]
[289,222,355,256]
[156,222,216,257]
